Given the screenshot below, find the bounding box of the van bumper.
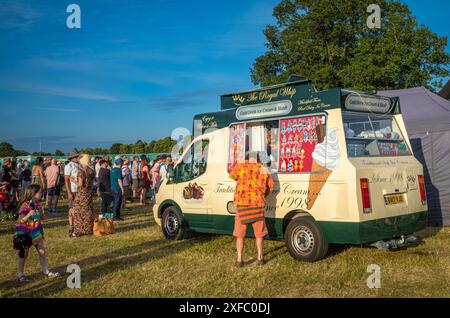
[317,211,427,245]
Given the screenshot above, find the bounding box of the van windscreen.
[343,112,412,157]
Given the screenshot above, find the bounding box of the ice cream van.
[153,76,428,262]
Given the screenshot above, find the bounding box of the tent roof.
[379,87,450,135]
[438,80,450,100]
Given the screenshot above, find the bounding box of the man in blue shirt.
[110,158,124,221]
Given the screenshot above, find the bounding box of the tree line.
[251,0,449,91]
[0,136,178,158]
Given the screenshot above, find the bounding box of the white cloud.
[0,1,42,30]
[0,79,119,102]
[33,107,81,112]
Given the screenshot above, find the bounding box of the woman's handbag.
[93,216,114,236]
[103,218,114,235]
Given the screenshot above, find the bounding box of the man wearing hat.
[64,149,80,212]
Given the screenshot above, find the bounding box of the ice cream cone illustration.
[307,126,340,210]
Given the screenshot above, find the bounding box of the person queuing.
[1,159,12,184]
[64,150,80,209]
[159,155,173,182]
[15,184,59,282]
[140,155,151,206]
[44,159,60,214]
[110,158,124,221]
[41,156,52,203]
[103,155,112,170]
[98,159,113,216]
[229,151,274,267]
[0,182,7,212]
[68,154,95,237]
[94,156,102,196]
[121,159,132,209]
[2,159,18,205]
[131,156,140,201]
[57,161,64,201]
[65,149,81,235]
[31,157,45,190]
[10,158,20,204]
[19,160,32,194]
[150,156,162,203]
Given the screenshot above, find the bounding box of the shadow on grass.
[0,216,70,235]
[114,220,155,233]
[326,244,351,258]
[414,226,442,240]
[0,223,14,235]
[1,235,215,298]
[264,245,287,262]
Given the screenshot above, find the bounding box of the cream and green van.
[153,77,428,262]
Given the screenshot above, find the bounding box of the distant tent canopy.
[438,80,450,101]
[380,87,450,226]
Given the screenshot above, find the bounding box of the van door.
[172,138,212,228]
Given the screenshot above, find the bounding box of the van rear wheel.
[161,206,187,240]
[285,216,328,262]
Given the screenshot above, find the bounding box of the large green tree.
[251,0,450,91]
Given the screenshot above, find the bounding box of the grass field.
[0,199,449,298]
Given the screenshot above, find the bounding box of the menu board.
[228,123,246,172]
[279,116,322,173]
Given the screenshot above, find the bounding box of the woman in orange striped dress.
[229,151,274,267]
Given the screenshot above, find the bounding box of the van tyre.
[285,216,328,262]
[162,206,187,240]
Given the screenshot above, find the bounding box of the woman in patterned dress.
[69,154,95,237]
[16,184,59,282]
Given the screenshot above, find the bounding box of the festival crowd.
[1,150,174,282]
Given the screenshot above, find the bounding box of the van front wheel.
[161,206,186,240]
[285,217,328,262]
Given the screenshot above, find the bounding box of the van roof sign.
[235,100,293,121]
[220,79,309,110]
[344,93,393,113]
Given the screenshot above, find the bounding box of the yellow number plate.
[384,194,405,205]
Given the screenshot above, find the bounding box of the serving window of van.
[173,139,209,183]
[227,114,326,174]
[343,112,412,157]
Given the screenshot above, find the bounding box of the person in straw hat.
[65,149,80,235]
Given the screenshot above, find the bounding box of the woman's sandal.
[44,271,60,278]
[17,274,28,283]
[235,260,244,268]
[256,259,266,266]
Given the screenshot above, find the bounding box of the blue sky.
[0,0,449,153]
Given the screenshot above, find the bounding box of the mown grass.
[0,199,449,298]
